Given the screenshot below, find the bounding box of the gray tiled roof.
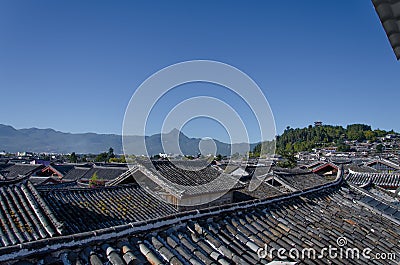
[0,163,10,179]
[350,183,400,222]
[0,164,43,180]
[372,0,400,60]
[35,181,79,190]
[81,165,128,181]
[233,181,284,201]
[274,169,330,190]
[50,164,75,176]
[366,186,400,207]
[148,160,225,186]
[62,166,91,181]
[2,166,400,264]
[5,182,400,264]
[344,164,378,173]
[365,158,400,171]
[137,160,245,196]
[39,184,178,234]
[28,176,56,186]
[347,171,400,187]
[0,179,64,248]
[247,165,271,177]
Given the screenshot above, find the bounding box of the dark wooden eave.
[372,0,400,60]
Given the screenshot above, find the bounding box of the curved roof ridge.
[44,182,140,193]
[0,175,29,186]
[372,0,400,60]
[349,170,400,176]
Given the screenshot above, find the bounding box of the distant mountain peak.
[162,128,186,138]
[0,124,18,134]
[0,124,256,155]
[168,128,180,134]
[0,124,16,129]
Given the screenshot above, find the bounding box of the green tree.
[108,147,115,160]
[90,172,98,181]
[109,155,126,163]
[69,152,78,163]
[89,172,103,188]
[95,152,108,162]
[346,124,370,141]
[249,123,392,155]
[119,155,126,163]
[376,144,384,153]
[374,129,387,137]
[252,140,276,157]
[277,149,297,168]
[364,130,377,142]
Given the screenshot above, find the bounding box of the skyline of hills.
[0,124,257,155]
[1,122,397,156]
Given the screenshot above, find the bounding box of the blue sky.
[0,1,399,143]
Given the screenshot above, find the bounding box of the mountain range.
[0,124,257,156]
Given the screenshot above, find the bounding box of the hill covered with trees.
[252,124,396,156]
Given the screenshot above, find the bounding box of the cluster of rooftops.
[0,155,399,264]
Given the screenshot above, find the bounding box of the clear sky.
[1,1,399,143]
